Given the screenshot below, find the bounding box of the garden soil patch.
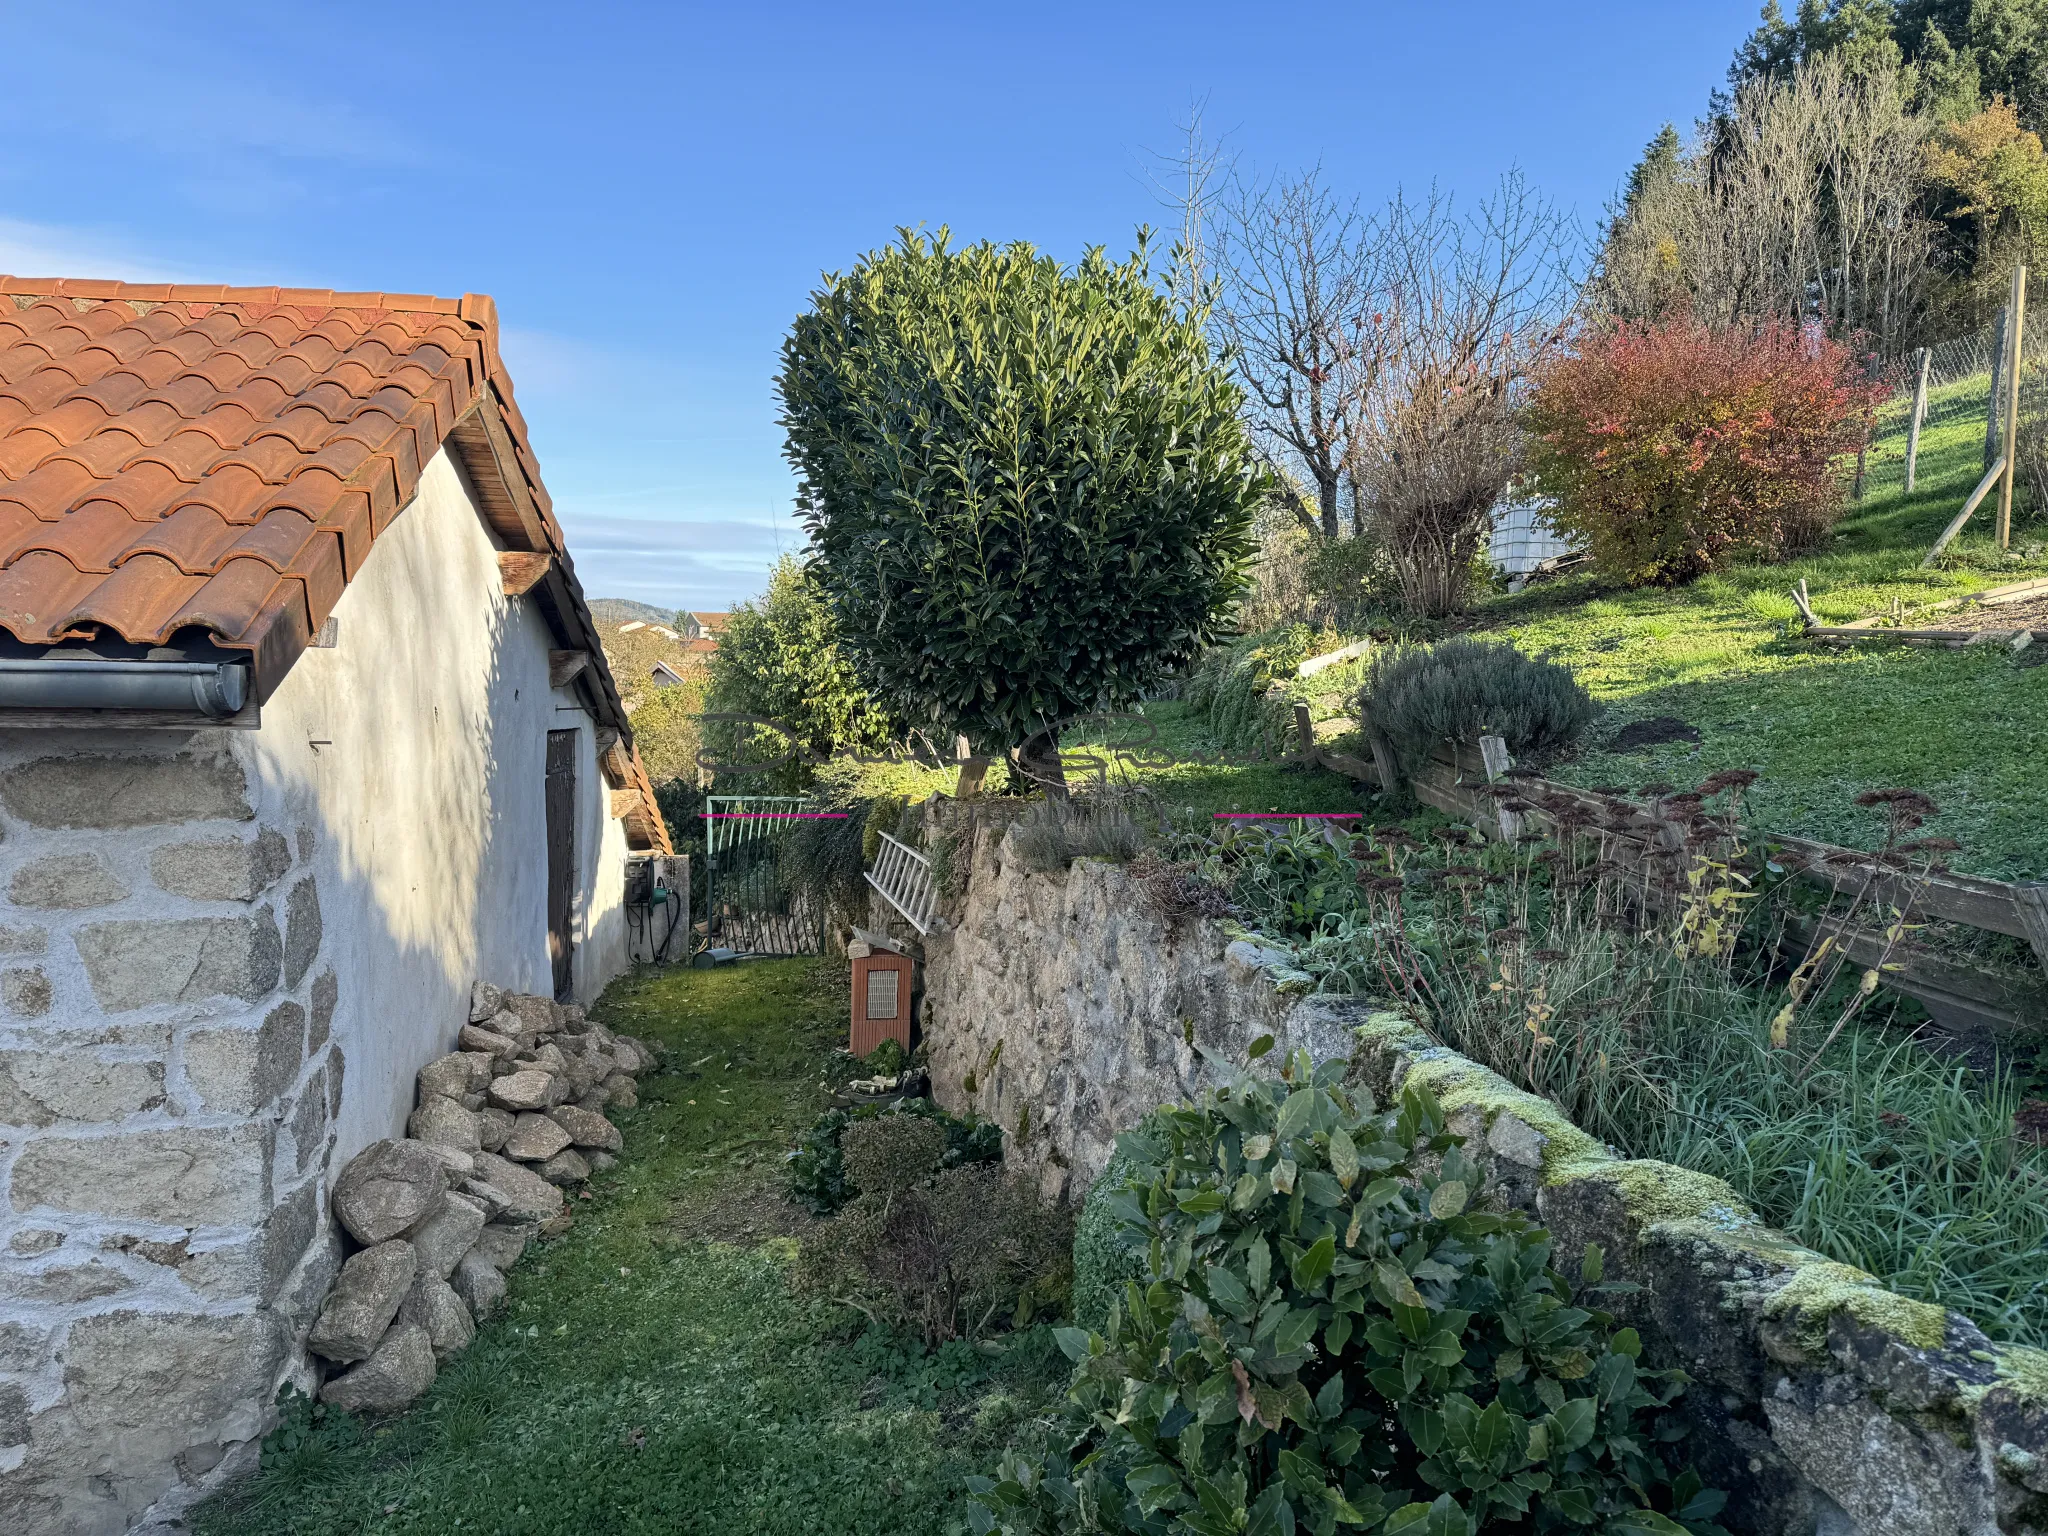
[1940,591,2048,632]
[1605,715,1701,752]
[667,1161,817,1245]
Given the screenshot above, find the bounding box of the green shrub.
[1011,796,1147,875]
[862,795,908,863]
[860,1036,908,1078]
[1303,533,1404,629]
[1183,627,1324,754]
[1189,818,1363,945]
[802,1119,1074,1347]
[1360,636,1596,775]
[970,1056,1724,1536]
[842,1114,949,1197]
[787,1098,1004,1215]
[702,555,894,793]
[780,793,876,934]
[781,231,1262,768]
[1070,1148,1147,1332]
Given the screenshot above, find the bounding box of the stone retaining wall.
[920,808,1334,1203]
[920,823,2048,1536]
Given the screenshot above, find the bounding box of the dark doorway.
[546,729,578,1000]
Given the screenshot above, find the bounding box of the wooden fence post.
[1987,306,2008,474]
[1905,345,1930,493]
[1999,264,2027,550]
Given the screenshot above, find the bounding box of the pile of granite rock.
[306,982,659,1412]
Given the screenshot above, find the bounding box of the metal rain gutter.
[0,659,251,719]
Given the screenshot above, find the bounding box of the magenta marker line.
[1211,811,1364,820]
[705,812,851,819]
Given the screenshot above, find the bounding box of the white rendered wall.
[244,445,629,1162]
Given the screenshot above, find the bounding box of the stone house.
[0,277,672,1533]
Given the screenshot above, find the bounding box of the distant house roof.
[649,660,686,686]
[0,275,669,851]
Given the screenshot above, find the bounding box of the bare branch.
[1211,165,1393,538]
[1351,172,1580,615]
[1142,96,1235,307]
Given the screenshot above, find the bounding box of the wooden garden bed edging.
[1404,751,2047,1034]
[1285,715,2047,1034]
[1791,573,2048,649]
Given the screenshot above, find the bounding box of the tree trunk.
[1315,471,1341,540]
[953,734,989,799]
[1014,727,1068,801]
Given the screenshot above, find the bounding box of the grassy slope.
[810,700,1367,819]
[195,961,1063,1536]
[1061,699,1366,817]
[1474,376,2048,878]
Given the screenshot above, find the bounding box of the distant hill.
[588,598,677,626]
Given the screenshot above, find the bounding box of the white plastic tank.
[1489,492,1578,590]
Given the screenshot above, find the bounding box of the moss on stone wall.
[1762,1261,1952,1353]
[1348,1007,1999,1370]
[1567,1160,1753,1230]
[1991,1344,2048,1407]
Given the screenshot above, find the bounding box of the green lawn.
[1472,375,2048,878]
[806,697,1368,821]
[194,960,1064,1536]
[743,379,2048,872]
[1061,698,1366,818]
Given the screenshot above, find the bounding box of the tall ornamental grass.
[1187,813,2048,1347]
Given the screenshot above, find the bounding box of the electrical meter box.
[850,948,916,1058]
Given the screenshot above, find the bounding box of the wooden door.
[546,729,577,999]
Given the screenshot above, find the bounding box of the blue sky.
[2,1,1760,612]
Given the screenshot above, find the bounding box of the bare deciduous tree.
[1209,167,1391,540]
[1352,175,1578,616]
[1147,96,1233,310]
[1596,56,1934,355]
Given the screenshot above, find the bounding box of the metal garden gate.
[703,795,823,955]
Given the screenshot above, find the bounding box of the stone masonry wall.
[0,738,340,1536]
[921,812,1348,1204]
[921,826,2048,1536]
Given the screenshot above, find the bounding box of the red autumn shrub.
[1524,320,1882,586]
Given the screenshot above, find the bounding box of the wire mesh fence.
[1867,295,2048,517]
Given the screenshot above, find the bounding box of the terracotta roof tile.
[0,549,104,639]
[110,503,239,572]
[172,462,271,524]
[0,274,665,847]
[1,498,145,570]
[55,552,209,642]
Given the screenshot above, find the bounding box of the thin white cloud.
[0,218,198,283]
[5,24,422,173]
[556,513,802,611]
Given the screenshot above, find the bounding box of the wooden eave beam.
[499,551,552,597]
[451,392,553,553]
[549,649,591,688]
[449,387,637,745]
